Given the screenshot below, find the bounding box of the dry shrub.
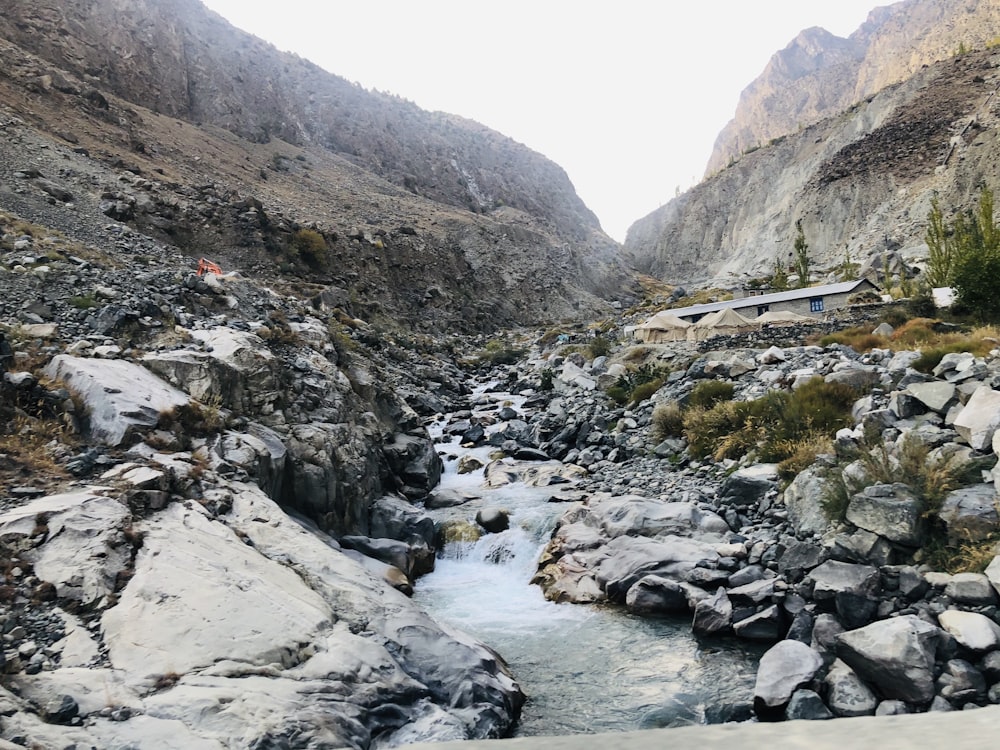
[815,326,889,352]
[622,346,651,363]
[687,380,734,409]
[921,532,1000,574]
[775,432,834,480]
[651,401,684,441]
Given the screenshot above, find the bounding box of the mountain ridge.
[0,0,631,332]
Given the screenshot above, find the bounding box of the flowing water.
[414,393,763,737]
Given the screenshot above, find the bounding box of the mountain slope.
[0,0,632,331]
[625,47,1000,286]
[706,0,1000,177]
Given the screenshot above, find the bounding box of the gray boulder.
[733,605,785,641]
[846,483,924,546]
[753,639,824,710]
[987,555,1000,598]
[937,610,1000,653]
[596,535,720,601]
[43,355,189,446]
[625,576,690,615]
[476,508,510,534]
[953,386,1000,450]
[383,432,443,496]
[938,484,1000,545]
[944,572,997,606]
[782,467,833,536]
[807,560,880,602]
[836,615,941,704]
[825,659,878,717]
[905,381,957,413]
[143,327,280,415]
[692,588,732,636]
[785,689,833,720]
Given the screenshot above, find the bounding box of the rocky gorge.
[4,202,1000,744]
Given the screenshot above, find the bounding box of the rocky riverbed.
[3,207,1000,744]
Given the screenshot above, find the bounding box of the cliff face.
[0,0,632,331]
[625,47,1000,286]
[706,0,1000,177]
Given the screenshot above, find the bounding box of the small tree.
[925,196,957,288]
[771,254,789,291]
[925,186,1000,321]
[793,220,811,288]
[837,247,859,282]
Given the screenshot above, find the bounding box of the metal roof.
[664,279,876,319]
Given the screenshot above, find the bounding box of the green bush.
[687,380,735,409]
[683,377,858,463]
[539,368,554,391]
[629,379,664,405]
[291,228,328,270]
[911,343,968,373]
[588,334,611,359]
[476,340,526,366]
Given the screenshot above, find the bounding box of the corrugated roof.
[665,279,876,319]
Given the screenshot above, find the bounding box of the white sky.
[200,0,883,241]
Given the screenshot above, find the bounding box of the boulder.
[936,659,987,704]
[944,572,997,606]
[782,467,833,536]
[484,459,587,488]
[456,454,485,475]
[938,484,1000,545]
[43,355,189,446]
[937,610,1000,652]
[588,496,728,540]
[339,535,431,579]
[476,508,510,534]
[753,639,824,710]
[625,576,690,615]
[370,495,436,550]
[595,535,720,602]
[785,689,833,720]
[383,432,443,496]
[825,659,878,717]
[143,327,279,415]
[718,471,777,507]
[692,587,732,636]
[846,483,924,546]
[835,615,941,704]
[733,605,786,641]
[807,561,880,602]
[987,555,1000,598]
[953,386,1000,450]
[905,381,957,413]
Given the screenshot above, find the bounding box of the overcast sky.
[200,0,884,241]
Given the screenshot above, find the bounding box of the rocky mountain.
[0,0,632,333]
[625,43,1000,287]
[706,0,1000,177]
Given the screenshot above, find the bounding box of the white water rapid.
[413,387,763,736]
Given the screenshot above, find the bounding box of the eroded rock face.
[43,355,189,446]
[2,482,524,747]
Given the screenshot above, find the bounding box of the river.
[413,389,763,737]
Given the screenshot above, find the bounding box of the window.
[757,305,770,316]
[809,297,824,313]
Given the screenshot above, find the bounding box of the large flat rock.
[101,502,332,683]
[44,355,189,445]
